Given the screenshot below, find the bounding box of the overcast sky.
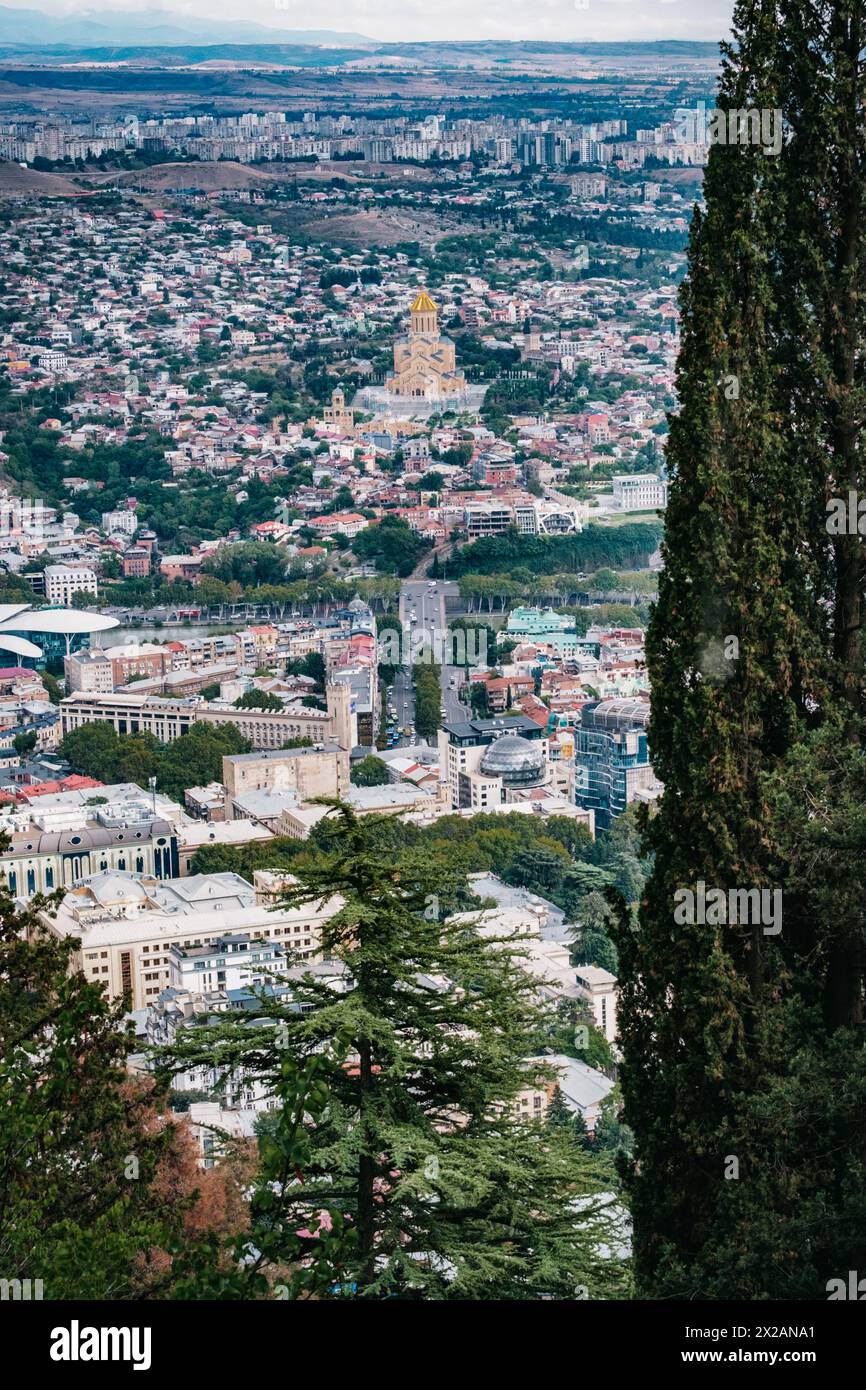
[39,1,734,44]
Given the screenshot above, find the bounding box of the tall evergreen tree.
[615,0,866,1298]
[775,0,866,1024]
[164,805,628,1300]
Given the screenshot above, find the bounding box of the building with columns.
[2,797,178,902]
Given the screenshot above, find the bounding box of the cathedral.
[385,289,467,401]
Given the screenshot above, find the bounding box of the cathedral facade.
[385,290,467,401]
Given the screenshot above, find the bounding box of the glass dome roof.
[480,734,545,785]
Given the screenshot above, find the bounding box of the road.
[389,578,465,747]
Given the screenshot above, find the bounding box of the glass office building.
[574,698,655,830]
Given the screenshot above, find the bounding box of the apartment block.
[59,680,357,753]
[44,565,97,606]
[37,869,337,1010]
[64,649,113,694]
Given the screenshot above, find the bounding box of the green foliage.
[350,755,390,787]
[442,523,663,580]
[41,672,62,704]
[614,1,866,1300]
[187,835,305,879]
[545,1086,595,1153]
[286,651,326,687]
[412,660,442,742]
[0,847,192,1298]
[541,998,615,1075]
[593,1088,634,1161]
[448,617,497,669]
[60,721,250,804]
[169,1039,354,1301]
[161,806,629,1299]
[354,514,431,578]
[234,690,284,712]
[574,928,618,976]
[375,613,403,687]
[469,681,489,716]
[204,542,289,590]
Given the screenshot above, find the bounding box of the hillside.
[91,161,279,193]
[0,160,82,196]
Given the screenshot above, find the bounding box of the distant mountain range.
[0,5,374,47]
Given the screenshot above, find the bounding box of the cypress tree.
[613,0,834,1299]
[775,0,866,1024]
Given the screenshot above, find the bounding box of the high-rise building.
[573,698,660,829]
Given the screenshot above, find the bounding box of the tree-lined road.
[393,579,464,743]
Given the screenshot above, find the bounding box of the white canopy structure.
[0,603,120,660]
[0,632,42,660]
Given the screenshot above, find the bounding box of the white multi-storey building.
[514,500,584,535]
[611,474,668,512]
[37,869,338,1010]
[38,350,68,373]
[575,965,619,1045]
[44,565,98,606]
[101,509,137,536]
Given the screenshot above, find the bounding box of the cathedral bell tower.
[384,287,466,403]
[410,289,439,338]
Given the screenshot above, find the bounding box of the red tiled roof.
[18,774,103,800]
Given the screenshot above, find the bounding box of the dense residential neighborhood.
[0,41,683,1169]
[0,55,671,1298]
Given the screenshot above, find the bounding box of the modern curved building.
[0,602,120,667]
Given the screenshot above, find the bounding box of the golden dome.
[411,289,438,314]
